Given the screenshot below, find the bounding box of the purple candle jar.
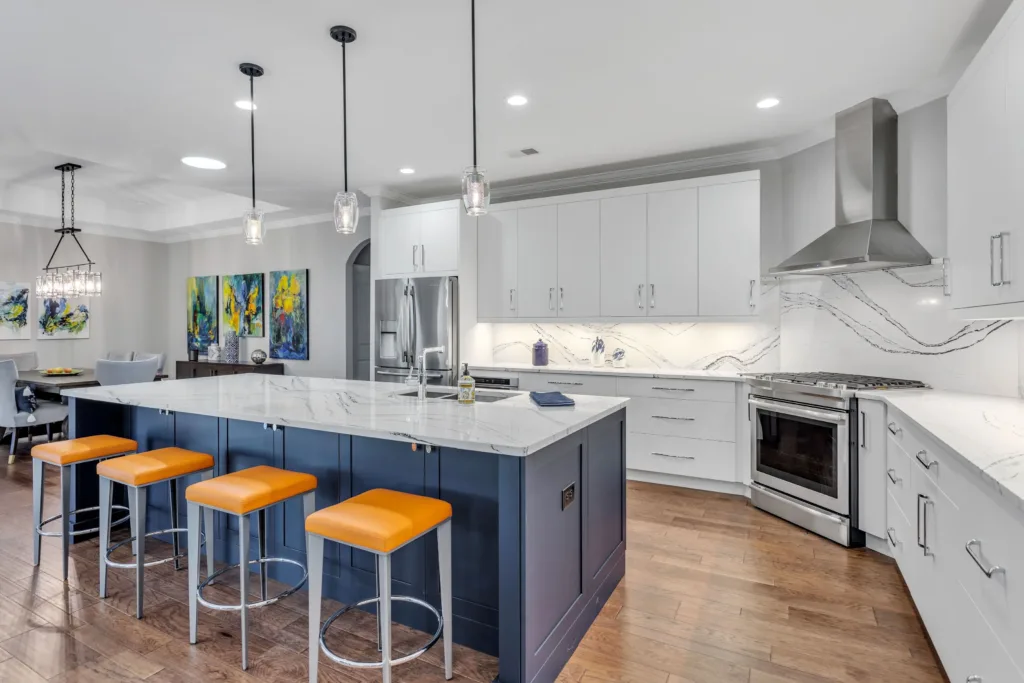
[532,339,549,366]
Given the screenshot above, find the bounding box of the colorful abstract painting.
[270,269,308,360]
[38,298,89,340]
[187,275,218,351]
[0,282,30,340]
[223,273,264,337]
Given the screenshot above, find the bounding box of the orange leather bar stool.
[31,435,138,580]
[185,465,317,670]
[96,447,215,619]
[305,489,453,683]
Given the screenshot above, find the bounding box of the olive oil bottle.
[458,363,476,405]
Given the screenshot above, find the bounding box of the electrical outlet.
[561,482,576,510]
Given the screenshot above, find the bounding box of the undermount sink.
[397,388,513,403]
[398,388,457,399]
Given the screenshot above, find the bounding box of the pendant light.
[35,163,102,299]
[462,0,490,216]
[240,62,265,245]
[331,25,359,234]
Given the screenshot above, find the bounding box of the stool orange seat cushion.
[32,435,138,466]
[96,447,214,487]
[305,489,452,553]
[185,465,317,515]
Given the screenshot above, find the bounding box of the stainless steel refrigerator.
[374,276,459,385]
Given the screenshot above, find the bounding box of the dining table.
[17,369,169,397]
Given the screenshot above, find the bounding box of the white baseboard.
[626,469,749,497]
[864,532,892,558]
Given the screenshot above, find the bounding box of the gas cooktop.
[745,372,929,391]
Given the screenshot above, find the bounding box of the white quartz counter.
[65,374,628,457]
[859,389,1024,517]
[470,362,745,382]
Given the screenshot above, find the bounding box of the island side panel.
[67,397,131,537]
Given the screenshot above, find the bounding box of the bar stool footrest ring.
[37,505,131,538]
[104,528,206,569]
[320,596,442,669]
[197,557,307,611]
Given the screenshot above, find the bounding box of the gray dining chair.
[134,352,165,374]
[95,357,161,386]
[105,351,135,362]
[1,359,68,465]
[0,351,39,372]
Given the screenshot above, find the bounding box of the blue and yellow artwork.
[270,269,308,360]
[187,275,218,351]
[38,298,89,339]
[0,282,30,340]
[223,273,264,337]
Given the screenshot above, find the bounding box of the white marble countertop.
[470,362,745,382]
[65,375,629,457]
[859,389,1024,518]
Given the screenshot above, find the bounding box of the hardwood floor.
[0,445,945,682]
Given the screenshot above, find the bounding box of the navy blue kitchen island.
[64,375,628,683]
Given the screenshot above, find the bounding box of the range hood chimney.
[770,98,933,275]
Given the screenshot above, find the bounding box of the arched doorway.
[346,240,371,380]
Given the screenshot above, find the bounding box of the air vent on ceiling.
[506,147,540,158]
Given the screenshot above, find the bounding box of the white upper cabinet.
[600,194,648,317]
[557,201,601,318]
[517,206,559,318]
[379,202,461,278]
[698,181,761,316]
[477,210,518,319]
[647,189,698,317]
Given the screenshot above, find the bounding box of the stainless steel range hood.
[770,98,932,275]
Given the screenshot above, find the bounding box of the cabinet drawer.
[627,433,736,482]
[885,489,912,569]
[943,578,1024,683]
[628,398,735,442]
[615,376,735,402]
[885,442,914,526]
[516,372,618,397]
[886,411,954,491]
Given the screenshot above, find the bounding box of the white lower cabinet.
[627,397,735,442]
[857,398,888,538]
[516,372,618,397]
[627,433,735,482]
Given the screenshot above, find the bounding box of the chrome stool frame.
[99,467,215,619]
[307,519,453,683]
[32,451,135,581]
[187,491,316,671]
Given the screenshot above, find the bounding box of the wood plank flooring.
[0,445,945,682]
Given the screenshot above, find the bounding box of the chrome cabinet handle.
[999,232,1011,285]
[887,422,902,436]
[559,287,564,310]
[637,284,644,309]
[860,410,866,448]
[650,284,655,309]
[886,527,897,547]
[510,288,516,311]
[917,494,933,556]
[749,279,756,309]
[652,387,695,392]
[653,452,694,460]
[547,381,582,386]
[915,449,938,471]
[653,415,695,422]
[420,244,425,269]
[413,244,419,269]
[886,468,901,485]
[965,539,1005,578]
[548,287,554,310]
[991,234,1001,286]
[967,677,983,682]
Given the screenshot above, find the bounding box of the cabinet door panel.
[516,206,558,318]
[698,181,760,316]
[647,189,698,317]
[600,195,647,317]
[557,200,601,318]
[382,212,421,276]
[477,210,518,319]
[420,207,459,273]
[857,399,887,539]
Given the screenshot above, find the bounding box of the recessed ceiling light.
[399,167,416,174]
[757,97,780,109]
[235,100,257,111]
[506,95,528,106]
[181,156,226,170]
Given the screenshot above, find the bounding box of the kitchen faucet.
[418,346,445,399]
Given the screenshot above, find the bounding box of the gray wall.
[0,222,168,368]
[165,220,369,378]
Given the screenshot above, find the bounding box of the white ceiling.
[0,0,1010,238]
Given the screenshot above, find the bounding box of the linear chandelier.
[36,163,102,299]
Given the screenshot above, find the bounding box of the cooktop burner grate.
[747,372,928,390]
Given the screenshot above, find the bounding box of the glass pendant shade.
[34,269,101,299]
[334,191,360,234]
[462,165,490,216]
[243,208,266,245]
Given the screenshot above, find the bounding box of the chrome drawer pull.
[547,381,583,386]
[651,387,695,392]
[886,527,897,547]
[887,422,902,436]
[652,452,694,460]
[886,468,901,485]
[967,677,983,682]
[965,540,1005,578]
[652,415,695,422]
[917,494,933,557]
[915,450,938,471]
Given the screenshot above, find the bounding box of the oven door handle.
[748,398,848,425]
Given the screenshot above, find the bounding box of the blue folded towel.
[530,391,576,407]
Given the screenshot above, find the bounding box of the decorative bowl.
[251,349,268,365]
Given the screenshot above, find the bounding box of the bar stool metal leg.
[31,458,43,567]
[187,500,200,645]
[438,519,453,680]
[306,532,324,683]
[129,486,148,618]
[238,512,250,670]
[379,552,392,683]
[99,477,112,598]
[257,509,268,601]
[60,465,71,580]
[169,479,181,571]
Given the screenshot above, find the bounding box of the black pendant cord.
[471,0,478,167]
[249,75,256,209]
[44,165,92,272]
[342,39,349,193]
